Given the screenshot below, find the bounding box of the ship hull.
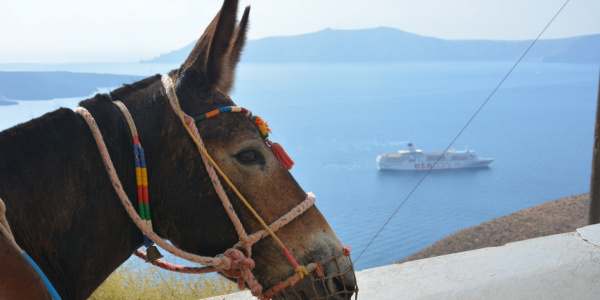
[376,156,494,171]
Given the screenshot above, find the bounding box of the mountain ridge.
[143,27,600,64]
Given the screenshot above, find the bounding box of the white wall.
[206,224,600,300]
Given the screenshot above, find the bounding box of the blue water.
[1,61,598,271]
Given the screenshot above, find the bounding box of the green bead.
[144,203,151,220]
[138,203,146,220]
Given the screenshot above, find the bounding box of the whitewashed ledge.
[205,224,600,300]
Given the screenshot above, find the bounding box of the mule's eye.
[236,149,263,165]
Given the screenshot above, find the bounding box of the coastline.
[398,193,591,263]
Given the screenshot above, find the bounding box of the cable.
[354,0,572,264]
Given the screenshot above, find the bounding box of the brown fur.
[0,236,51,299]
[0,1,356,299]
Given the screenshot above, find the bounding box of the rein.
[72,75,318,299]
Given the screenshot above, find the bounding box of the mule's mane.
[0,108,77,153]
[0,74,163,150]
[108,74,162,100]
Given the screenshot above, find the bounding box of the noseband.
[73,75,356,299]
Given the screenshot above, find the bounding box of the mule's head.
[155,0,357,298]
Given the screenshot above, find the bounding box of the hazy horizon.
[1,0,599,63]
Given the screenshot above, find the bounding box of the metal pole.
[589,71,600,225]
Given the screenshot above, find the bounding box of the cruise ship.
[376,143,494,171]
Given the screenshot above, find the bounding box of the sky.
[1,0,598,63]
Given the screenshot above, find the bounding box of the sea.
[0,61,598,271]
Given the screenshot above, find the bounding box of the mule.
[0,1,357,299]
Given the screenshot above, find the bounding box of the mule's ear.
[178,0,239,92]
[220,5,250,94]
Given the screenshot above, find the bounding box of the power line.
[354,0,572,265]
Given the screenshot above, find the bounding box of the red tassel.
[270,142,294,170]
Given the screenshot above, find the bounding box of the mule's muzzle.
[269,249,358,300]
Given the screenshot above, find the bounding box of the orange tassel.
[270,142,294,170]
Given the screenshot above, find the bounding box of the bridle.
[73,75,357,299]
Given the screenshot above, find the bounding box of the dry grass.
[89,258,238,300]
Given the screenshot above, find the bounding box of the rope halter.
[73,75,319,299]
[162,76,312,279]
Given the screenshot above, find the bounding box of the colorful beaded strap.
[193,106,251,122]
[193,106,293,169]
[113,101,162,259]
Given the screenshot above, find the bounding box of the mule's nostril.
[316,249,358,299]
[333,277,346,292]
[323,275,356,299]
[335,276,358,299]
